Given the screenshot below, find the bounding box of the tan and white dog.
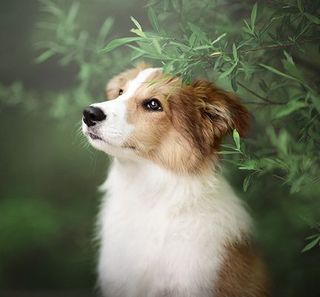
[82,64,269,297]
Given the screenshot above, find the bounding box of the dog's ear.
[169,80,250,157]
[192,80,250,141]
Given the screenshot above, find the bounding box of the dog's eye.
[143,98,163,112]
[118,89,124,95]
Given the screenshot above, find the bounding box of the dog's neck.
[101,157,252,242]
[103,158,202,207]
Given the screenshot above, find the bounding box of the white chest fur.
[97,159,251,297]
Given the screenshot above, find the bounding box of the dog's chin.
[85,132,137,160]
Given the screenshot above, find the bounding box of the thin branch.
[237,82,266,101]
[205,37,320,58]
[272,174,286,181]
[237,81,287,105]
[240,37,320,54]
[242,101,270,105]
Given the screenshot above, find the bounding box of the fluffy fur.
[82,65,269,297]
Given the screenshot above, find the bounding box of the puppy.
[82,64,269,297]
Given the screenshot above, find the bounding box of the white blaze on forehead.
[120,67,162,102]
[91,67,161,112]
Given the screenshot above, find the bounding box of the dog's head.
[82,65,249,173]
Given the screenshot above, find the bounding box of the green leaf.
[239,160,258,170]
[130,16,142,31]
[243,20,254,35]
[39,0,63,17]
[66,2,79,26]
[130,28,146,38]
[152,38,162,55]
[260,64,300,82]
[188,23,202,35]
[283,50,294,65]
[211,33,227,45]
[130,51,144,61]
[306,234,320,240]
[277,130,289,155]
[101,37,141,52]
[304,13,320,25]
[250,3,258,30]
[219,62,238,79]
[297,0,304,13]
[232,43,238,61]
[35,50,55,63]
[188,23,207,42]
[129,16,146,37]
[127,45,149,56]
[290,176,304,193]
[79,63,91,80]
[162,61,175,73]
[189,32,197,47]
[302,236,320,252]
[194,45,213,50]
[148,7,160,32]
[275,100,306,119]
[221,144,237,150]
[97,18,114,42]
[218,151,240,155]
[233,129,241,150]
[243,174,253,192]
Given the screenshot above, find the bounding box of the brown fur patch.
[214,241,270,297]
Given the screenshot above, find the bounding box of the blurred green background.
[0,0,146,295]
[0,0,319,296]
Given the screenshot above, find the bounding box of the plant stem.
[237,81,287,105]
[240,37,320,54]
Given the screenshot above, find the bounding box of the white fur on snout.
[91,98,133,147]
[83,68,161,157]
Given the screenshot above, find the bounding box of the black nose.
[83,106,106,127]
